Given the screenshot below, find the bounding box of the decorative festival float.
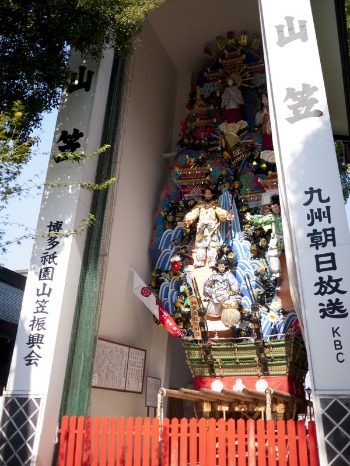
[147,32,309,421]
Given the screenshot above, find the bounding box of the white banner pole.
[259,1,350,464]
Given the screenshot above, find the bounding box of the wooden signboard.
[189,295,202,340]
[92,338,146,393]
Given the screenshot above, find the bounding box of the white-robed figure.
[221,77,244,123]
[180,188,230,267]
[203,260,241,317]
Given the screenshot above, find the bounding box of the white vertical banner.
[8,52,101,393]
[259,0,350,393]
[3,49,113,465]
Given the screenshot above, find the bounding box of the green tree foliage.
[346,0,350,48]
[335,140,350,202]
[334,0,350,201]
[0,0,163,257]
[0,103,113,256]
[0,103,37,205]
[0,102,38,253]
[0,0,165,138]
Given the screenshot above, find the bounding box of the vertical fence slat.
[297,420,308,465]
[198,418,207,466]
[74,416,85,465]
[151,417,160,466]
[308,421,319,466]
[66,416,78,466]
[91,417,101,466]
[58,416,69,466]
[107,417,117,466]
[207,418,217,466]
[267,419,277,466]
[237,419,246,466]
[170,418,179,466]
[116,417,126,466]
[286,419,298,466]
[217,419,226,466]
[142,417,151,466]
[133,417,143,466]
[189,418,198,466]
[226,419,236,466]
[83,416,92,466]
[179,418,188,466]
[276,420,287,466]
[247,418,256,466]
[99,417,109,466]
[125,417,134,466]
[161,418,170,466]
[256,419,266,466]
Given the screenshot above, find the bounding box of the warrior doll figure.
[179,189,231,267]
[245,195,284,279]
[203,259,241,317]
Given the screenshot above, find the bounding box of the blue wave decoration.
[159,229,175,250]
[156,249,172,271]
[231,239,251,262]
[241,296,252,310]
[250,259,264,271]
[260,308,275,339]
[218,190,241,242]
[159,282,169,302]
[156,227,184,271]
[158,276,182,315]
[169,289,179,315]
[171,226,183,245]
[281,311,298,334]
[170,276,181,291]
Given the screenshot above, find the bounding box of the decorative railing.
[58,416,319,465]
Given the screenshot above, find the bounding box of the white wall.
[92,21,185,417]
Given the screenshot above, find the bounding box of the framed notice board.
[92,338,146,393]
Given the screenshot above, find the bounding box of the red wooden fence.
[57,416,319,466]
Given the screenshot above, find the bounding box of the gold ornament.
[251,37,260,50]
[239,32,248,46]
[216,36,225,50]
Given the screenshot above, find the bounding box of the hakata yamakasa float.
[135,32,309,420]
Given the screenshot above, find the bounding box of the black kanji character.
[29,316,47,332]
[306,206,331,227]
[26,334,45,349]
[47,221,63,233]
[41,251,58,266]
[67,66,94,93]
[39,267,54,281]
[55,128,84,162]
[45,236,60,251]
[36,283,52,297]
[314,275,347,296]
[34,299,49,313]
[303,187,330,206]
[319,298,348,319]
[307,227,336,249]
[315,252,337,273]
[23,350,42,366]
